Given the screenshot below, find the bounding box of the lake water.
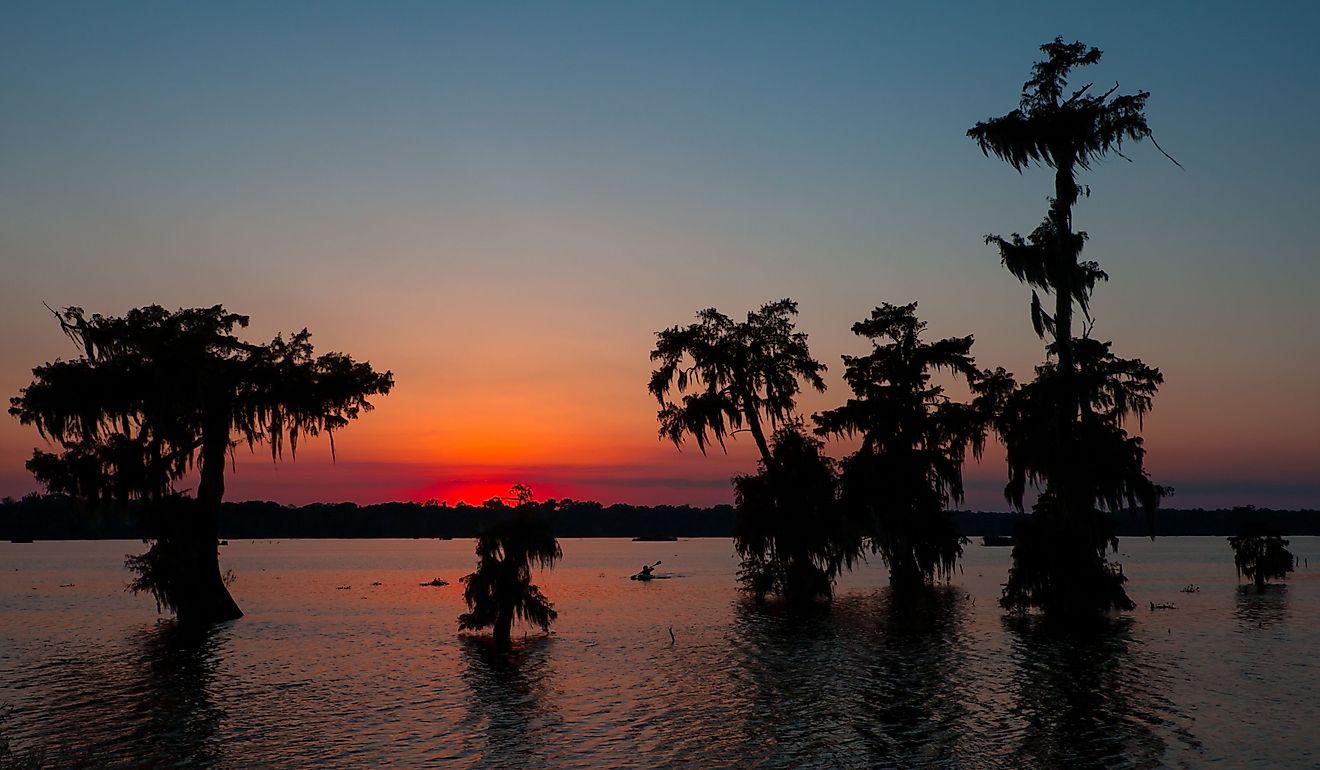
[2,537,1318,769]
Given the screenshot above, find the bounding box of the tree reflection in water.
[457,636,559,769]
[855,588,970,766]
[1234,583,1290,632]
[731,587,974,769]
[129,621,227,769]
[732,594,1194,769]
[1004,615,1174,770]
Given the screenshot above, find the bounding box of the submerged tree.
[459,494,562,646]
[969,38,1173,615]
[649,299,858,600]
[815,303,1009,588]
[732,424,859,602]
[1229,521,1295,593]
[9,305,393,623]
[995,338,1166,612]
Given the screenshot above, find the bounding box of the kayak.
[630,573,653,581]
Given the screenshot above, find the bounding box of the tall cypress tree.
[968,39,1173,615]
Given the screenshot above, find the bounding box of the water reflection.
[128,622,227,769]
[1003,616,1171,769]
[4,622,227,770]
[0,704,50,770]
[731,587,974,769]
[1234,584,1290,631]
[731,599,846,768]
[6,539,1312,768]
[457,636,559,769]
[855,588,972,767]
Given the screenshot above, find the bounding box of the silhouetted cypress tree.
[814,303,1010,588]
[649,299,858,601]
[1229,521,1295,592]
[9,305,393,623]
[459,490,561,646]
[731,423,859,602]
[968,39,1174,615]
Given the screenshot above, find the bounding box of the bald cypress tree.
[969,39,1173,615]
[459,492,562,647]
[10,305,393,623]
[649,299,859,601]
[1229,521,1295,593]
[814,303,1008,589]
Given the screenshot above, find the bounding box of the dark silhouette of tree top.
[968,37,1176,176]
[815,303,997,499]
[9,304,393,622]
[971,37,1178,349]
[648,298,826,467]
[11,305,392,501]
[509,483,536,507]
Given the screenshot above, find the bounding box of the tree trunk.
[493,604,513,647]
[1051,154,1115,611]
[175,432,243,625]
[740,395,777,472]
[888,553,923,590]
[1051,158,1078,491]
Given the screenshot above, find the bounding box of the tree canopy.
[997,338,1166,518]
[648,298,826,467]
[815,303,1009,587]
[11,305,393,505]
[968,37,1171,176]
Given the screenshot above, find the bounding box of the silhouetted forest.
[3,494,1316,541]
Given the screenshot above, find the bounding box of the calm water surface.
[2,537,1318,769]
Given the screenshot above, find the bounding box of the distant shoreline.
[3,495,1316,541]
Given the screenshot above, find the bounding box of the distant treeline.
[1,494,1317,541]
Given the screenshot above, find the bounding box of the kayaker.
[638,564,655,579]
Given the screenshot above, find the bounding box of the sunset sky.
[2,2,1317,510]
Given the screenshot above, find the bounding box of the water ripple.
[3,538,1319,768]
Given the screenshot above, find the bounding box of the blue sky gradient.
[3,2,1317,508]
